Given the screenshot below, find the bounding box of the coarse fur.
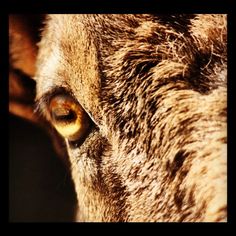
[9,14,227,222]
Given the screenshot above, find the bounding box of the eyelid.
[34,87,76,120]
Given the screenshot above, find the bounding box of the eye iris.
[48,94,91,143]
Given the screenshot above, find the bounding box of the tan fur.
[9,14,227,222]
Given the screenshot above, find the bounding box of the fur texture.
[11,14,227,222]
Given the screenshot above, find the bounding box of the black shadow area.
[9,114,77,222]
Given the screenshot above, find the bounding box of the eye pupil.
[51,108,77,122]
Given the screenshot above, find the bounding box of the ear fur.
[9,14,45,123]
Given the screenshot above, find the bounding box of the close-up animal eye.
[48,94,91,143]
[9,14,227,223]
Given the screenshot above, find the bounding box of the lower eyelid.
[68,139,83,149]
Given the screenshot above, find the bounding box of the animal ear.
[9,14,45,124]
[9,15,71,165]
[9,15,69,164]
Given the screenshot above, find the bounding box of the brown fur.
[9,14,227,222]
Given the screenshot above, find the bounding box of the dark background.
[9,114,77,222]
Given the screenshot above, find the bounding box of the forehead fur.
[34,14,227,222]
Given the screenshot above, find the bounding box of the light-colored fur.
[9,14,227,222]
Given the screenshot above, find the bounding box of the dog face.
[9,14,227,222]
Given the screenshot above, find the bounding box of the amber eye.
[49,95,91,142]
